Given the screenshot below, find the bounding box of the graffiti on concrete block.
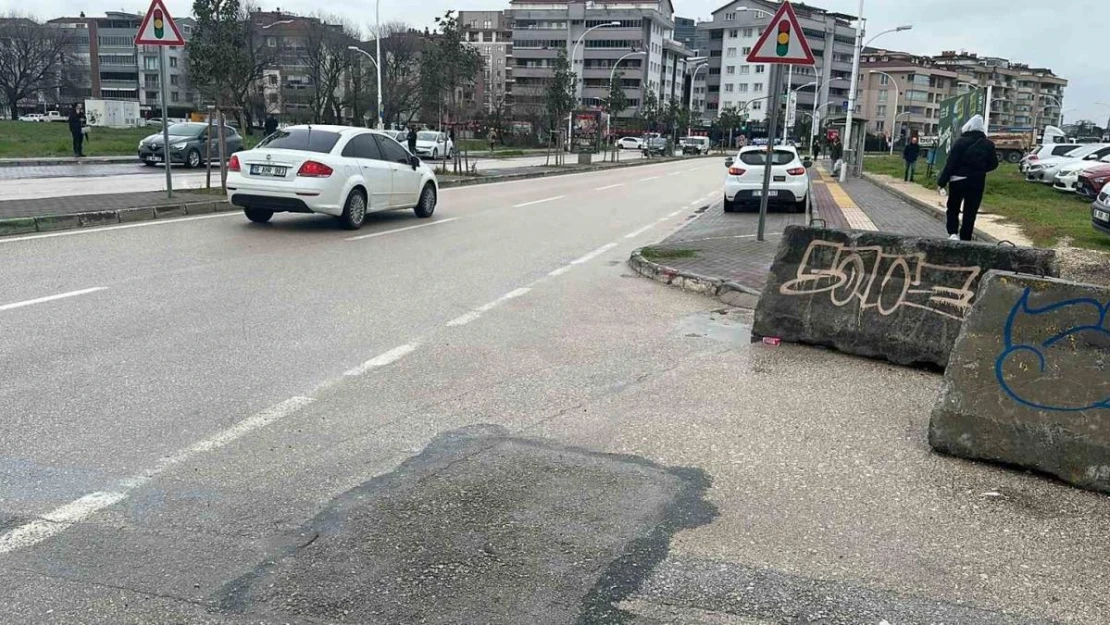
[779,240,982,321]
[996,287,1110,412]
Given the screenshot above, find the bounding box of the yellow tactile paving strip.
[815,166,877,231]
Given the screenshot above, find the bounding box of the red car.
[1077,163,1110,199]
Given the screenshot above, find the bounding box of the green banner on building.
[934,89,986,175]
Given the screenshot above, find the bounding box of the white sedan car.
[414,131,454,160]
[617,136,644,150]
[723,145,811,213]
[226,125,440,230]
[1053,154,1110,192]
[1025,144,1110,184]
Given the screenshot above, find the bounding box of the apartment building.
[509,0,692,121]
[47,12,198,117]
[673,16,696,51]
[459,11,515,117]
[931,50,1067,131]
[694,0,856,128]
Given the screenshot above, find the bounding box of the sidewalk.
[0,155,135,168]
[631,161,949,295]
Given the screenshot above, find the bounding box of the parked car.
[1025,144,1110,184]
[226,125,440,230]
[680,136,710,155]
[617,136,644,150]
[723,145,811,213]
[137,122,244,168]
[18,114,45,122]
[1092,189,1110,236]
[642,135,669,156]
[414,131,453,159]
[1020,142,1082,173]
[1053,155,1110,193]
[43,111,66,122]
[1077,163,1110,199]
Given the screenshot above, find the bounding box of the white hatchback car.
[227,125,440,230]
[414,131,454,159]
[723,145,811,213]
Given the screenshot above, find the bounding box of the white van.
[680,136,710,155]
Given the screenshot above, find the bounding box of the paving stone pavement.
[0,191,219,219]
[841,175,948,237]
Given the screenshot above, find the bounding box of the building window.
[752,101,762,110]
[878,90,888,102]
[875,120,885,131]
[753,83,763,92]
[726,65,735,75]
[740,65,750,75]
[729,29,738,38]
[742,46,751,55]
[267,36,276,47]
[743,27,753,37]
[144,56,158,70]
[755,65,765,74]
[724,84,734,92]
[171,91,179,102]
[879,74,889,85]
[877,105,886,116]
[169,57,178,68]
[710,50,722,58]
[725,12,736,20]
[726,47,737,57]
[170,75,179,85]
[738,83,748,93]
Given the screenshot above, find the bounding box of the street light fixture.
[842,5,913,181]
[688,63,709,136]
[567,21,621,148]
[606,50,646,139]
[348,46,381,128]
[869,70,899,155]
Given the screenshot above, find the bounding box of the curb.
[438,154,712,189]
[0,199,234,238]
[860,172,1000,244]
[628,249,762,309]
[0,156,137,168]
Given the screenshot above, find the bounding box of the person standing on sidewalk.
[902,135,920,182]
[407,126,418,155]
[811,137,821,160]
[68,103,87,158]
[937,114,998,241]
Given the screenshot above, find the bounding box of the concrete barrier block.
[185,201,217,215]
[752,226,1058,367]
[118,207,156,222]
[0,217,38,236]
[34,214,80,232]
[154,204,187,219]
[930,271,1110,494]
[78,211,120,228]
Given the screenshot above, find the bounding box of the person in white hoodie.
[937,115,999,241]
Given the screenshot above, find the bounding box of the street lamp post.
[567,21,621,149]
[374,0,382,129]
[688,63,708,136]
[869,70,899,155]
[841,5,912,181]
[348,46,380,127]
[786,80,818,144]
[606,50,647,139]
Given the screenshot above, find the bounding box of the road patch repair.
[752,226,1058,367]
[216,425,715,624]
[930,271,1110,494]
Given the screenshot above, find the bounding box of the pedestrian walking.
[68,103,87,158]
[407,126,418,155]
[264,113,278,136]
[938,114,998,241]
[902,135,920,182]
[811,137,821,160]
[488,129,496,153]
[829,136,844,175]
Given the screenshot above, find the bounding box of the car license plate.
[250,164,287,177]
[773,175,786,182]
[1096,209,1109,221]
[145,155,162,162]
[753,190,779,197]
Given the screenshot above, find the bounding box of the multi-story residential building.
[459,11,515,118]
[673,17,696,51]
[931,50,1067,132]
[694,0,856,131]
[508,0,692,124]
[47,11,198,117]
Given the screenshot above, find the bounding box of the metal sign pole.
[205,107,213,189]
[757,63,783,242]
[160,45,172,198]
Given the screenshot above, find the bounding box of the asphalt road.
[0,151,649,200]
[1,160,1108,624]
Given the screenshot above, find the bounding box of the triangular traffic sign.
[135,0,186,46]
[746,1,816,66]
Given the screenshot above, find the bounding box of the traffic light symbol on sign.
[154,9,164,38]
[776,20,790,57]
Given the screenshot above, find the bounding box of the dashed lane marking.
[0,287,107,312]
[346,218,459,241]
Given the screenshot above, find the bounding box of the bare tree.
[300,16,358,124]
[0,15,72,120]
[375,22,424,128]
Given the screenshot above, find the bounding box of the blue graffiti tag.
[995,287,1110,411]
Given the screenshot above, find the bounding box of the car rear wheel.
[185,149,201,169]
[432,149,439,160]
[244,208,273,223]
[414,183,437,218]
[339,189,367,230]
[723,196,735,213]
[794,199,808,213]
[142,160,156,167]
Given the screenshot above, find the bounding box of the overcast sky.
[14,0,1107,126]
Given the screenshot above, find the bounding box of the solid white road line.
[344,344,420,376]
[346,218,459,241]
[547,265,574,277]
[595,183,626,190]
[624,219,668,239]
[0,213,239,245]
[571,242,619,265]
[668,209,685,218]
[447,287,532,327]
[0,395,316,555]
[0,287,107,312]
[639,176,660,181]
[668,171,685,176]
[513,196,565,208]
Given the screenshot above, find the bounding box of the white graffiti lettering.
[779,240,982,321]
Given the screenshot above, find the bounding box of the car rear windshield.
[257,129,341,153]
[739,150,795,166]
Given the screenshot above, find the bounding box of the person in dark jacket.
[937,114,999,241]
[902,135,921,182]
[264,114,278,136]
[829,137,843,162]
[68,103,86,158]
[407,126,418,155]
[811,137,821,160]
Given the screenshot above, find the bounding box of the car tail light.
[728,167,746,176]
[787,167,806,176]
[1028,155,1039,161]
[228,154,240,172]
[297,161,333,177]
